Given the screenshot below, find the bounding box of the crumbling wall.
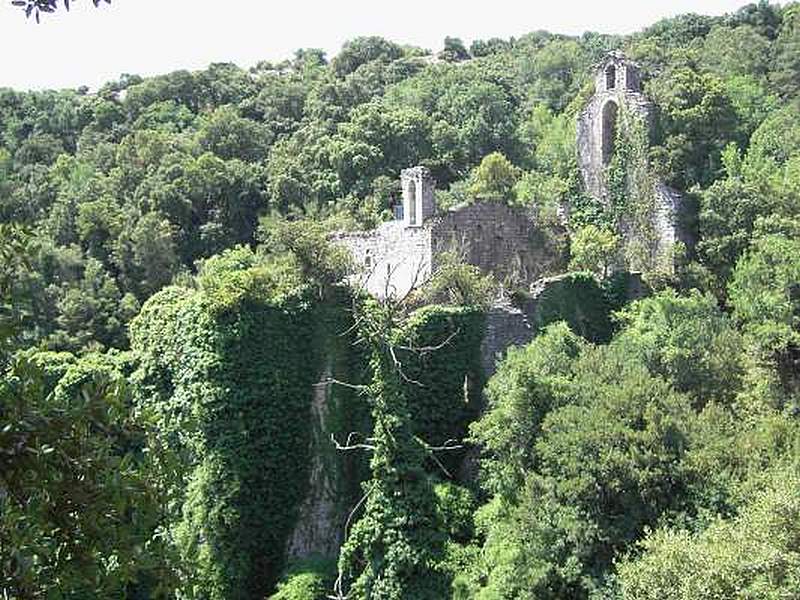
[335,221,432,298]
[577,51,692,271]
[430,203,564,288]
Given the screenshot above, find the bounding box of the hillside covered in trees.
[2,1,800,598]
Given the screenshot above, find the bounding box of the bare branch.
[420,438,464,452]
[396,327,461,355]
[313,377,369,393]
[388,344,424,387]
[329,482,378,600]
[330,431,376,452]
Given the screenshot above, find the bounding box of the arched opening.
[601,100,618,165]
[407,180,417,225]
[605,65,616,90]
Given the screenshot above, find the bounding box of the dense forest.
[2,1,800,598]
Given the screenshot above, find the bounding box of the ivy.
[130,250,323,599]
[336,301,485,599]
[604,107,664,275]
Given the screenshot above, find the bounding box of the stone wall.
[335,202,564,298]
[286,364,342,560]
[577,51,694,271]
[335,220,432,298]
[430,202,563,287]
[480,302,534,377]
[577,87,653,200]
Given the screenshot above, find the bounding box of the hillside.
[2,2,800,599]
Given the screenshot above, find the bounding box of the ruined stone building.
[577,51,691,268]
[334,166,562,298]
[337,51,691,298]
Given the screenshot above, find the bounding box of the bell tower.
[578,51,651,200]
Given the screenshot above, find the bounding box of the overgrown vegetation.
[3,1,800,598]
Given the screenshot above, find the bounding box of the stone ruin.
[577,50,693,269]
[333,166,563,299]
[296,53,683,561]
[337,51,693,295]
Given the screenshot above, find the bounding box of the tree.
[11,0,110,22]
[728,233,800,401]
[618,465,800,600]
[467,151,521,202]
[440,37,470,63]
[770,3,800,98]
[568,224,619,277]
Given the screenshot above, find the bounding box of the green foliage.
[729,234,800,403]
[1,350,164,598]
[618,464,800,600]
[130,249,321,598]
[467,151,522,202]
[471,323,585,497]
[568,224,620,277]
[613,290,744,406]
[5,9,800,598]
[701,24,772,81]
[440,37,470,63]
[269,558,336,600]
[412,251,496,309]
[647,67,738,189]
[471,324,694,599]
[528,272,617,343]
[604,106,664,275]
[771,3,800,98]
[337,297,485,600]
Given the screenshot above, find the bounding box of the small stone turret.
[401,166,436,227]
[595,50,643,94]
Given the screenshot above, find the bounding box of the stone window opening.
[364,249,373,270]
[602,100,618,165]
[606,65,616,90]
[626,66,638,91]
[408,180,417,225]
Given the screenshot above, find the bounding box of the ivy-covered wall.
[130,263,322,598]
[521,271,641,344]
[398,306,486,469]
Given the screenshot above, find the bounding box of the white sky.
[1,0,757,91]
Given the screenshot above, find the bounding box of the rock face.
[285,364,343,561]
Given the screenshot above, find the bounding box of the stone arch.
[601,99,619,165]
[605,65,616,90]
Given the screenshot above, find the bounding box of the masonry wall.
[335,221,432,298]
[577,90,653,200]
[430,202,563,287]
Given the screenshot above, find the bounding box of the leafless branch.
[420,438,464,452]
[313,377,369,393]
[396,327,461,355]
[330,431,376,452]
[329,481,378,600]
[388,343,424,387]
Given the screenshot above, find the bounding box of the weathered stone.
[577,50,693,270]
[334,174,564,298]
[577,51,653,201]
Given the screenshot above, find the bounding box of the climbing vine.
[335,298,485,600]
[130,247,323,599]
[605,106,665,275]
